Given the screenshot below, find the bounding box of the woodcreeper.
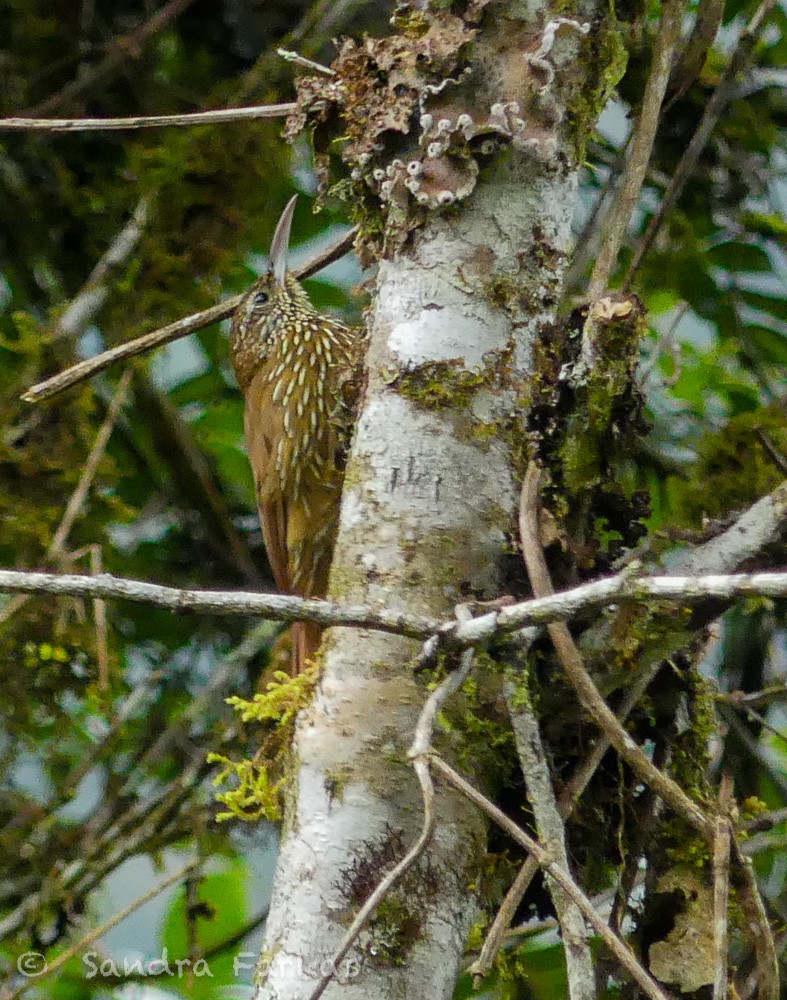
[229,197,364,673]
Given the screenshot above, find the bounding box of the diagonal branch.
[472,657,662,982]
[21,227,357,403]
[586,0,685,299]
[624,0,778,288]
[28,0,199,116]
[4,859,199,1000]
[519,461,713,839]
[51,196,152,339]
[430,756,671,1000]
[505,668,596,1000]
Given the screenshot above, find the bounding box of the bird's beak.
[270,195,298,288]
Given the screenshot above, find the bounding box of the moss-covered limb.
[526,293,651,579]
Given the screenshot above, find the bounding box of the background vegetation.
[0,0,784,996]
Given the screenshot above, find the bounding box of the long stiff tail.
[292,620,323,675]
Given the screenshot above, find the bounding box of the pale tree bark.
[255,2,619,998]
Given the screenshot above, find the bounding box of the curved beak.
[270,195,298,287]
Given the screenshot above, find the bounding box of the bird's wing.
[244,370,291,594]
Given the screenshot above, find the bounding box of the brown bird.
[229,197,364,673]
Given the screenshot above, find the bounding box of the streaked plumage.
[229,197,364,673]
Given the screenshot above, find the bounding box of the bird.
[229,196,364,674]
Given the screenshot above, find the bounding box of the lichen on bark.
[254,4,631,998]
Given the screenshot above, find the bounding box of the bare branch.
[0,567,439,636]
[52,371,133,554]
[519,461,713,839]
[472,659,661,982]
[586,0,685,299]
[430,756,672,1000]
[21,227,357,403]
[624,0,778,288]
[4,566,787,646]
[0,104,296,133]
[53,197,151,339]
[505,671,595,1000]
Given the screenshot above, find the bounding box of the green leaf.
[705,241,772,273]
[741,212,787,241]
[744,325,787,367]
[739,290,787,325]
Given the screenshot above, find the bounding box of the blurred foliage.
[0,0,784,998]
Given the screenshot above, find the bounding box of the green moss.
[438,657,517,779]
[324,765,353,804]
[391,359,490,411]
[667,672,715,800]
[565,19,629,157]
[664,404,787,530]
[365,896,424,967]
[208,664,319,823]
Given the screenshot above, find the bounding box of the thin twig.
[472,659,661,981]
[277,48,335,75]
[505,671,595,1000]
[713,776,733,1000]
[4,860,198,1000]
[51,370,133,554]
[756,429,787,476]
[664,0,725,109]
[305,607,476,1000]
[21,227,357,403]
[519,461,713,839]
[4,567,787,647]
[720,706,787,797]
[586,0,685,299]
[0,370,133,629]
[28,0,199,116]
[624,0,778,288]
[52,197,151,339]
[430,756,671,1000]
[0,103,296,133]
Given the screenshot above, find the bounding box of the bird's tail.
[292,620,323,675]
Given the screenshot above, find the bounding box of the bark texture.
[255,3,616,997]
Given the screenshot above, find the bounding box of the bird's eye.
[253,291,269,307]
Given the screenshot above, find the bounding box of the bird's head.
[229,195,316,390]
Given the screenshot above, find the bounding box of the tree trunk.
[255,2,619,996]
